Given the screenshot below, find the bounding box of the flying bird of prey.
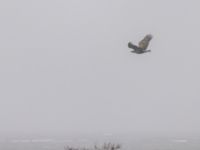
[128,34,153,54]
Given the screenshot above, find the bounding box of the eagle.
[128,34,153,54]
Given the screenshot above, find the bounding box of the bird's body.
[128,34,153,54]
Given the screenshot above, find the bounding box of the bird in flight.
[128,34,153,54]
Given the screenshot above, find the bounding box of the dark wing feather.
[128,42,139,50]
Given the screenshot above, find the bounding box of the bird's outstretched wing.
[138,34,153,50]
[128,42,139,50]
[128,42,144,53]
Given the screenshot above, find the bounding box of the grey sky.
[0,0,200,135]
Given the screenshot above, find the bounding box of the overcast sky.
[0,0,200,136]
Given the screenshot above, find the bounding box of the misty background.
[0,0,200,137]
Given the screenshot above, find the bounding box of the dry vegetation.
[64,143,121,150]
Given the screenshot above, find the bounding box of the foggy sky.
[0,0,200,136]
